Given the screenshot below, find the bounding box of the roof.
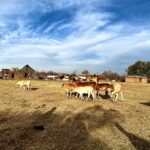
[126,76,147,78]
[20,64,35,72]
[1,69,12,73]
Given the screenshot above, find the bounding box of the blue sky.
[0,0,150,74]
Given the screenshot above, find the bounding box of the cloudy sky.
[0,0,150,74]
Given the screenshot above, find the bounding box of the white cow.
[73,86,95,100]
[16,80,31,90]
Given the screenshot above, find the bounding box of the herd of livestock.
[62,81,123,102]
[16,80,123,102]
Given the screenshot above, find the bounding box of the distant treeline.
[80,60,150,82]
[36,60,150,81]
[2,60,149,81]
[100,71,125,82]
[80,70,124,82]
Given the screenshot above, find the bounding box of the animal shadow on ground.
[115,123,150,150]
[0,106,111,150]
[74,105,125,130]
[140,102,150,107]
[1,105,148,150]
[31,88,39,91]
[98,93,111,100]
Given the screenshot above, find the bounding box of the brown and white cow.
[62,81,115,100]
[62,82,76,97]
[96,83,113,96]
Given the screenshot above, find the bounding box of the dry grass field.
[0,80,150,150]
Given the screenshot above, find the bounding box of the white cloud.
[1,27,150,73]
[0,0,107,16]
[0,0,150,73]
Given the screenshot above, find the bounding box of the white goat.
[73,86,95,101]
[16,80,31,90]
[109,83,123,102]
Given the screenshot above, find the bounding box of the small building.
[125,76,148,83]
[0,72,2,79]
[14,65,36,79]
[0,69,13,79]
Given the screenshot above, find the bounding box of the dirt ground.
[0,80,150,150]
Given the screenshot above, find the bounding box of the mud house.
[125,76,148,83]
[14,65,36,79]
[0,69,13,79]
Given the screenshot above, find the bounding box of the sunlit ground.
[0,80,150,150]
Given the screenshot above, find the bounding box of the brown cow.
[62,81,113,99]
[72,81,96,87]
[94,83,113,98]
[72,82,113,98]
[62,82,75,97]
[62,82,96,99]
[96,83,112,91]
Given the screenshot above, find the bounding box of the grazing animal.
[72,81,96,87]
[72,82,113,98]
[62,82,76,97]
[73,86,96,100]
[96,83,113,97]
[16,80,31,90]
[109,83,123,102]
[62,81,122,102]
